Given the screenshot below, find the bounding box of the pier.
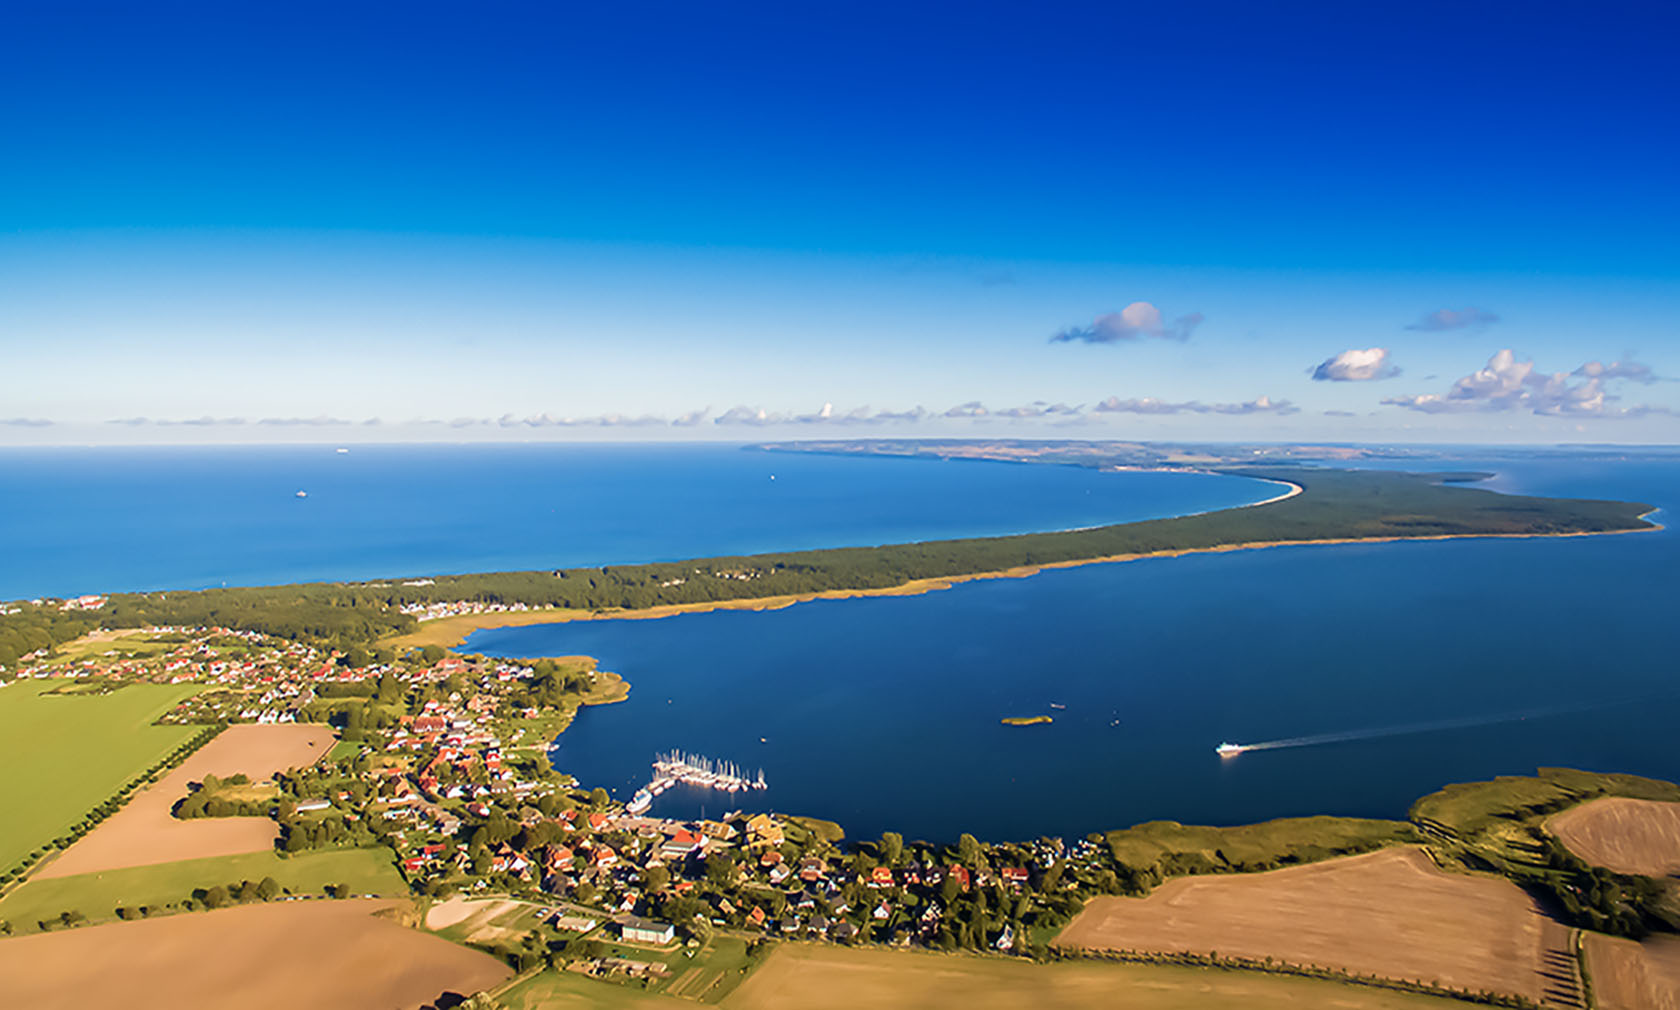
[628,751,767,814]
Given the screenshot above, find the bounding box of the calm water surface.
[0,443,1271,599]
[464,450,1680,842]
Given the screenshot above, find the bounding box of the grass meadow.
[0,847,405,933]
[0,680,200,869]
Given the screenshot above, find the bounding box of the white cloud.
[1312,347,1399,382]
[1574,360,1657,383]
[1093,394,1298,416]
[1050,302,1204,343]
[1383,349,1669,417]
[1405,306,1500,331]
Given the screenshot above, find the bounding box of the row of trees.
[1,724,222,888]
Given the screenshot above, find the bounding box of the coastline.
[397,513,1660,653]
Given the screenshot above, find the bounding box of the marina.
[627,751,767,815]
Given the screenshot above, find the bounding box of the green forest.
[0,467,1655,666]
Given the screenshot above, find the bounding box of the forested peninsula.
[0,466,1656,667]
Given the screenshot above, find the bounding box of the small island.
[1002,715,1053,727]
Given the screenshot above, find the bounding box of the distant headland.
[0,442,1658,666]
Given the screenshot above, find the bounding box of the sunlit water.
[464,449,1680,842]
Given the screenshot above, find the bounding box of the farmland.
[0,898,509,1010]
[1547,797,1680,877]
[1584,933,1680,1010]
[721,943,1469,1010]
[0,847,405,933]
[1056,847,1559,1002]
[37,722,335,879]
[0,680,200,869]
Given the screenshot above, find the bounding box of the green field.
[0,847,405,933]
[0,680,201,869]
[1102,814,1418,880]
[47,630,181,664]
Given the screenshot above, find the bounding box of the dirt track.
[1548,798,1680,877]
[1056,847,1556,1000]
[38,724,336,879]
[0,899,510,1009]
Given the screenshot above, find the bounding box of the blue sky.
[3,1,1677,443]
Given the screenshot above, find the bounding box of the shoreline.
[400,514,1661,652]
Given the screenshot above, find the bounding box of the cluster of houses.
[5,626,339,725]
[16,631,1112,971]
[397,599,556,622]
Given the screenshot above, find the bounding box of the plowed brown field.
[0,899,509,1009]
[1056,847,1558,1001]
[724,943,1465,1010]
[1585,933,1680,1010]
[38,724,336,879]
[1548,798,1680,877]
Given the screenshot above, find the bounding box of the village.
[0,621,1114,994]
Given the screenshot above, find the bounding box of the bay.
[465,449,1680,843]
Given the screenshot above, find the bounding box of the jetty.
[628,751,767,814]
[652,750,767,793]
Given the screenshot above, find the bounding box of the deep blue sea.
[459,447,1680,843]
[6,441,1677,844]
[0,443,1270,600]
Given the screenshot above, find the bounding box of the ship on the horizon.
[1216,742,1245,757]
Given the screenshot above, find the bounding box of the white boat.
[1216,742,1245,758]
[294,490,308,498]
[626,789,653,815]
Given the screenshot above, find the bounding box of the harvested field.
[1548,797,1680,876]
[1057,847,1557,1001]
[722,943,1465,1010]
[1585,934,1680,1010]
[0,899,510,1010]
[38,723,336,879]
[426,896,527,942]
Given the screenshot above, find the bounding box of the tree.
[644,865,670,893]
[342,704,365,742]
[879,832,904,866]
[203,886,230,909]
[257,876,281,901]
[957,833,982,866]
[705,851,737,886]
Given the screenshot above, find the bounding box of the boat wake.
[1223,695,1661,756]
